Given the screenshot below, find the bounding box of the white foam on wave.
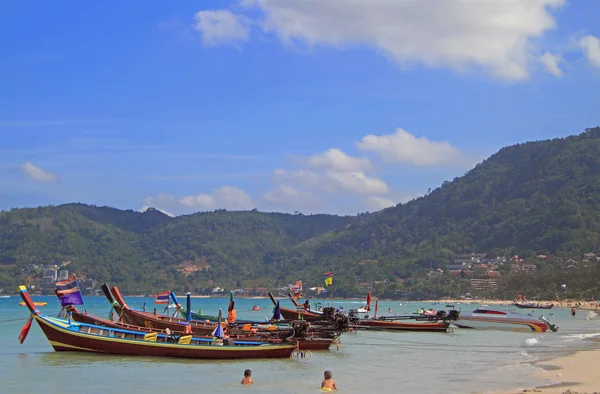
[525,338,539,345]
[585,311,598,320]
[560,332,600,341]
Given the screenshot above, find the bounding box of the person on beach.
[241,369,253,385]
[571,307,576,317]
[321,370,337,391]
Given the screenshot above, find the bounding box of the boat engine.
[445,310,460,321]
[435,310,447,320]
[347,309,360,324]
[322,307,335,320]
[291,320,310,338]
[539,316,558,332]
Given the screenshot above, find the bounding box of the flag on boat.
[55,275,84,306]
[154,291,170,304]
[227,292,237,324]
[324,276,333,286]
[291,280,302,292]
[272,300,282,321]
[366,291,372,311]
[212,308,225,339]
[323,270,334,277]
[291,280,302,299]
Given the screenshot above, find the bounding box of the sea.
[1,295,599,394]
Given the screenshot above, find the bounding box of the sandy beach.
[499,349,600,393]
[425,299,600,311]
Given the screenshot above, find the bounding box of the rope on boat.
[0,317,29,325]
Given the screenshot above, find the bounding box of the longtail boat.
[512,301,553,309]
[353,318,450,332]
[67,305,337,351]
[106,285,218,335]
[347,293,451,332]
[17,285,296,359]
[104,285,339,350]
[267,292,321,320]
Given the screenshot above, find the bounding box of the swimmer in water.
[321,370,337,391]
[241,369,253,385]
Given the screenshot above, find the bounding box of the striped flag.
[154,291,170,304]
[55,275,84,306]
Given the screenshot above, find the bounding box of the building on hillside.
[510,263,537,273]
[447,263,471,270]
[469,271,501,291]
[450,270,474,279]
[58,270,69,280]
[583,253,598,262]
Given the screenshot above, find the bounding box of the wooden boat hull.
[121,308,217,336]
[179,309,254,324]
[68,308,333,350]
[513,303,553,309]
[36,315,295,359]
[279,307,321,320]
[356,319,449,332]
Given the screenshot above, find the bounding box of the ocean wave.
[560,332,600,341]
[525,338,539,345]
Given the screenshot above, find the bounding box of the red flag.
[375,298,379,318]
[154,291,169,304]
[366,291,372,311]
[18,316,33,344]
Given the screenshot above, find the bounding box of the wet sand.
[498,349,600,393]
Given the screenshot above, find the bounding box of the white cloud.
[143,186,254,215]
[363,196,396,211]
[261,184,322,210]
[194,9,251,46]
[141,205,175,217]
[580,35,600,69]
[357,128,471,167]
[18,162,59,183]
[363,192,423,211]
[215,0,565,81]
[273,168,388,195]
[539,51,563,77]
[306,148,372,172]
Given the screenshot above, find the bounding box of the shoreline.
[495,348,600,394]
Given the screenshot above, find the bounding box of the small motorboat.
[20,301,47,307]
[251,305,262,311]
[453,308,558,332]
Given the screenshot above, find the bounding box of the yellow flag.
[324,277,333,286]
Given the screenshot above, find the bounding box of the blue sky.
[1,0,600,215]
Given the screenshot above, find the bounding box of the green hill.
[0,204,355,292]
[2,127,600,298]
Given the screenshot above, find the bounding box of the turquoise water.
[1,296,599,393]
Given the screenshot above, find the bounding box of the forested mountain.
[301,127,600,273]
[0,204,356,292]
[2,127,600,298]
